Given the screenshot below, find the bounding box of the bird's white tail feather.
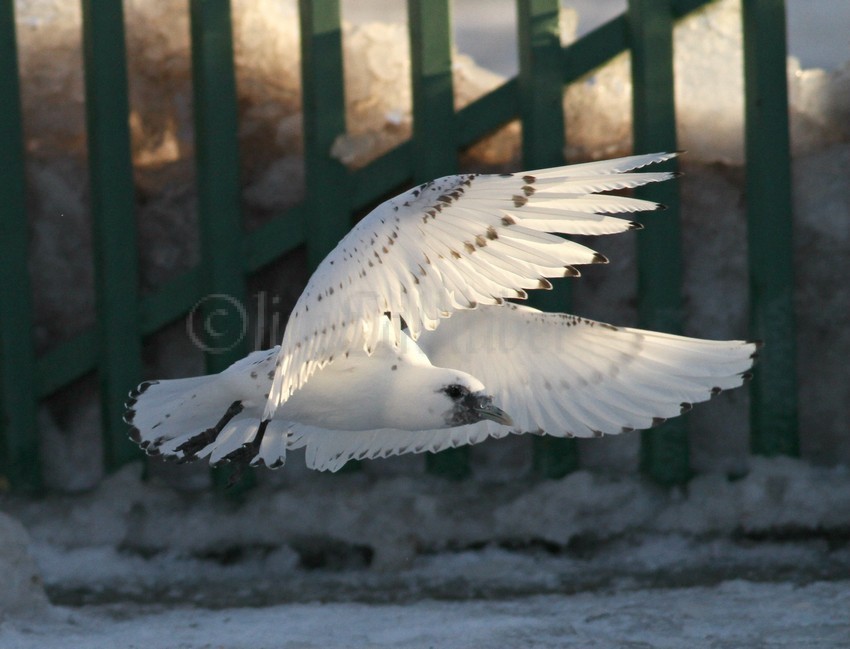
[125,348,289,468]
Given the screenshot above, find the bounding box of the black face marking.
[443,384,468,401]
[443,390,504,428]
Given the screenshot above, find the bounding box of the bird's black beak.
[469,393,513,426]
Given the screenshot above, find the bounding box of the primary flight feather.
[125,153,758,475]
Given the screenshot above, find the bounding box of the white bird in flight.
[126,152,758,477]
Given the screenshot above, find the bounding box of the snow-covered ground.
[2,457,849,646]
[4,580,849,649]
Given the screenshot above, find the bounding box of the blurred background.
[0,0,848,646]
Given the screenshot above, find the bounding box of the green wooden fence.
[0,0,798,492]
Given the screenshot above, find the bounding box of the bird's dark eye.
[444,384,466,400]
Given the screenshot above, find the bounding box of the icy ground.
[2,457,849,647]
[3,580,849,649]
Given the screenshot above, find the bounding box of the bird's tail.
[124,348,289,470]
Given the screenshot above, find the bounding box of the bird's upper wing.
[417,303,758,438]
[265,152,678,417]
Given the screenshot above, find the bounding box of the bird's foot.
[175,401,244,462]
[220,419,271,488]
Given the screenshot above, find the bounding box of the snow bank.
[5,457,849,588]
[0,512,50,622]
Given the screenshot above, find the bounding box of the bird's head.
[385,367,512,431]
[438,381,513,428]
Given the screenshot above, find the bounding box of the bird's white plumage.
[124,152,759,474]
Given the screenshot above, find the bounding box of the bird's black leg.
[223,419,271,488]
[176,401,244,462]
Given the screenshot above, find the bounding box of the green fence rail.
[0,0,798,492]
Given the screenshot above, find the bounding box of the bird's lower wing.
[417,303,758,438]
[286,421,503,473]
[287,304,757,472]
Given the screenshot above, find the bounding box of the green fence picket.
[190,0,249,372]
[299,0,359,473]
[407,0,469,479]
[628,0,689,485]
[0,0,40,492]
[300,0,351,269]
[189,0,251,489]
[517,0,580,479]
[81,0,144,471]
[742,0,799,456]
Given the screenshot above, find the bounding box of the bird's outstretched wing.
[417,303,758,438]
[266,152,679,417]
